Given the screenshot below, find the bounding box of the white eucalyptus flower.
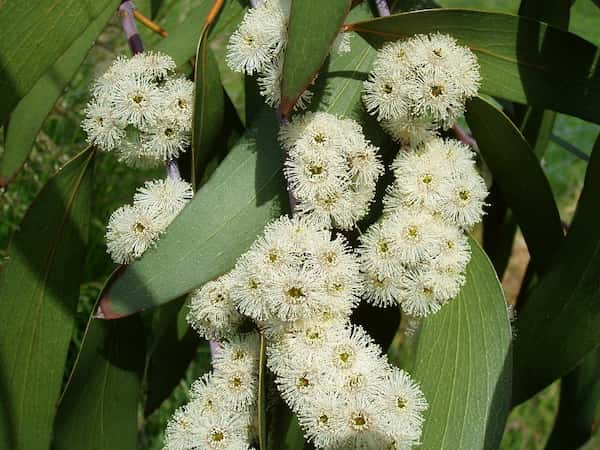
[83,51,192,167]
[133,177,193,219]
[187,276,244,341]
[81,101,126,151]
[363,32,480,130]
[105,204,162,264]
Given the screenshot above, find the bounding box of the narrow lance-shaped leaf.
[0,148,95,450]
[347,9,600,125]
[477,0,571,278]
[192,29,225,189]
[280,0,352,116]
[480,0,570,278]
[465,96,563,275]
[0,0,119,123]
[545,347,600,450]
[54,316,145,450]
[513,134,600,404]
[413,238,512,450]
[0,2,114,186]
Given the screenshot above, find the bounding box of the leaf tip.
[97,265,134,320]
[0,174,13,187]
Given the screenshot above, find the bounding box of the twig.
[550,133,590,162]
[134,9,169,37]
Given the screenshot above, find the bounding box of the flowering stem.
[118,1,144,54]
[166,158,181,180]
[452,123,479,150]
[373,0,391,17]
[117,1,182,181]
[276,111,298,212]
[257,333,267,450]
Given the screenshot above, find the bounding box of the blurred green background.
[0,0,598,448]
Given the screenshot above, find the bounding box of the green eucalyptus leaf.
[0,2,114,186]
[0,148,95,450]
[280,0,351,116]
[546,347,600,450]
[143,298,200,416]
[54,316,145,450]
[465,96,563,275]
[414,239,512,450]
[192,30,225,189]
[513,134,600,404]
[349,9,600,125]
[0,0,119,123]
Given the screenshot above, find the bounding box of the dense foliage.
[0,0,599,449]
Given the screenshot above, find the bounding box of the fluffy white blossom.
[187,276,245,341]
[228,215,362,323]
[268,322,426,449]
[359,136,486,315]
[280,112,383,229]
[164,333,259,450]
[83,51,192,167]
[105,204,162,264]
[363,33,480,130]
[166,215,430,449]
[134,177,193,219]
[227,0,315,110]
[386,137,487,229]
[105,178,192,264]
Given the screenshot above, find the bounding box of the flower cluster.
[359,136,487,315]
[164,332,259,450]
[106,178,193,264]
[177,216,428,449]
[279,112,383,230]
[82,52,193,167]
[226,0,349,110]
[268,321,428,449]
[363,33,480,144]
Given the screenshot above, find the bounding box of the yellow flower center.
[210,430,224,442]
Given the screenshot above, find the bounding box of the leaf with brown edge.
[347,9,600,125]
[280,0,352,116]
[0,147,95,450]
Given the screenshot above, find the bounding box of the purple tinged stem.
[374,0,391,17]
